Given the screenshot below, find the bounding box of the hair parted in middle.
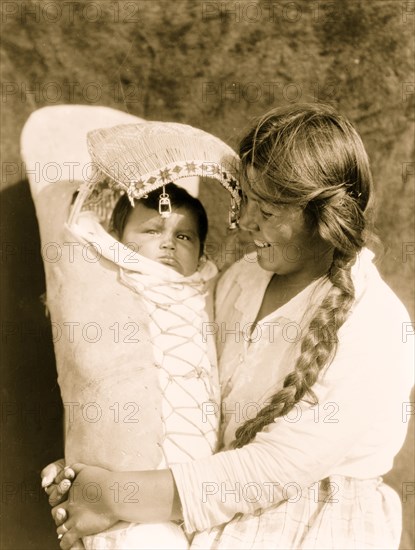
[233,102,374,448]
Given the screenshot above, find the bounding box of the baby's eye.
[177,234,191,241]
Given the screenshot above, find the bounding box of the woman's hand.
[41,459,76,506]
[52,463,182,549]
[41,458,65,488]
[52,463,119,550]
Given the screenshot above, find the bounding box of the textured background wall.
[1,1,414,549]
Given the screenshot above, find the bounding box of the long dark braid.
[233,103,373,448]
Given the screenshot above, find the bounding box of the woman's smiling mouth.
[254,239,271,248]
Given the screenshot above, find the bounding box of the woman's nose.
[238,201,259,232]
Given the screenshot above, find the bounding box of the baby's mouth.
[159,256,180,268]
[158,256,184,275]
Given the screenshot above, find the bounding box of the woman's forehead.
[240,175,301,218]
[245,165,261,187]
[242,165,281,202]
[241,166,263,199]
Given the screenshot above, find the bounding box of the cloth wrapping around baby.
[68,210,220,550]
[69,209,220,467]
[34,182,220,548]
[35,181,165,471]
[23,108,240,549]
[36,182,221,464]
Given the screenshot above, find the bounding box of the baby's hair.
[233,102,374,448]
[110,182,208,256]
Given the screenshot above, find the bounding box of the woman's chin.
[256,251,293,275]
[256,248,277,271]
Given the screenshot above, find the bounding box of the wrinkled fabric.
[70,211,220,468]
[171,249,414,548]
[35,185,220,549]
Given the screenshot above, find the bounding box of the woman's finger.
[44,484,55,496]
[48,488,67,507]
[71,539,85,550]
[57,518,74,537]
[59,532,75,550]
[51,503,68,524]
[69,540,86,550]
[48,486,62,506]
[58,478,72,494]
[48,478,72,506]
[54,467,76,485]
[67,463,87,475]
[52,507,67,526]
[57,521,78,550]
[41,459,65,488]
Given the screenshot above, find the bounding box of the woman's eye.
[260,209,272,219]
[146,229,159,235]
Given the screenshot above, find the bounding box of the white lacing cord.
[138,277,218,463]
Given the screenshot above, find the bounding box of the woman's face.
[239,171,329,277]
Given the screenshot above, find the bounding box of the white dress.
[171,249,414,549]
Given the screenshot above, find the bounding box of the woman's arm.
[98,467,182,523]
[169,302,415,533]
[56,293,414,547]
[53,464,182,550]
[41,459,77,506]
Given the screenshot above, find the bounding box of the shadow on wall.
[1,180,64,550]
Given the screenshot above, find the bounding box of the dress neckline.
[234,253,329,334]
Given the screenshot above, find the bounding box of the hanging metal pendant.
[159,190,172,218]
[228,197,239,229]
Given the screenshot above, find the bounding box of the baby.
[112,183,208,277]
[107,182,219,467]
[44,183,219,550]
[39,119,240,550]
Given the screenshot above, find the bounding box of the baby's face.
[121,203,201,276]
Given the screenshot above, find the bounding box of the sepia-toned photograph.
[1,1,414,549]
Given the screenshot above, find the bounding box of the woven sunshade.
[68,121,241,227]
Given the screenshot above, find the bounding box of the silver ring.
[57,523,68,540]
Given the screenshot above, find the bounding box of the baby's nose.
[160,233,175,249]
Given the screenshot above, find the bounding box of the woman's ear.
[303,202,320,234]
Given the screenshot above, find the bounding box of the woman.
[48,103,414,549]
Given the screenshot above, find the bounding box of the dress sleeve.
[171,299,414,533]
